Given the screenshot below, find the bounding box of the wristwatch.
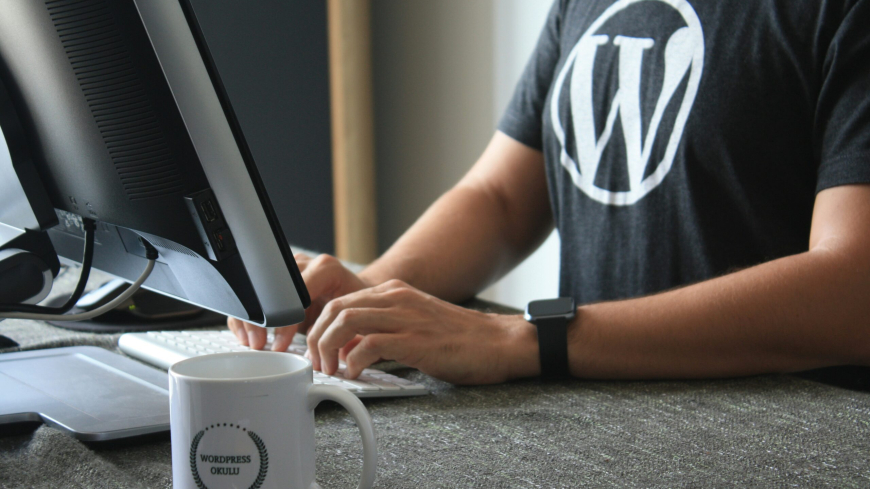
[524,298,575,378]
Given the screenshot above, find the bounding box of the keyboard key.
[321,379,356,389]
[369,373,399,381]
[362,378,402,391]
[380,376,424,390]
[336,378,380,391]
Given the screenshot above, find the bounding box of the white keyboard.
[118,330,428,398]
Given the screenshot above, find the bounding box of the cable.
[0,218,96,314]
[0,259,155,322]
[0,238,159,322]
[51,218,96,312]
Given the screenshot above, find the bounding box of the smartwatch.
[524,297,575,378]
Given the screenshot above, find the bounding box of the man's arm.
[229,132,552,350]
[548,184,870,379]
[359,131,552,302]
[306,184,870,383]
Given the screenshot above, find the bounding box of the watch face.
[526,298,575,319]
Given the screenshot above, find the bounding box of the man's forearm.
[360,185,537,302]
[359,133,552,303]
[554,248,870,379]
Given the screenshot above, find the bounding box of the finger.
[307,298,346,370]
[338,335,364,362]
[311,284,410,338]
[307,289,404,370]
[243,322,268,350]
[293,253,312,271]
[344,334,403,379]
[339,335,386,366]
[296,300,324,369]
[271,324,299,352]
[319,308,397,375]
[296,299,325,337]
[300,254,341,299]
[227,317,248,346]
[306,335,321,371]
[301,254,356,301]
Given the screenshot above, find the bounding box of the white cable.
[0,259,156,322]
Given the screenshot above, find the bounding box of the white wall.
[371,0,558,310]
[479,1,558,309]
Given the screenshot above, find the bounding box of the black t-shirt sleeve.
[815,0,870,193]
[497,0,564,151]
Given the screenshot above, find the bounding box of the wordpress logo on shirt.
[550,0,705,206]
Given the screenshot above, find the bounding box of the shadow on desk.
[796,366,870,393]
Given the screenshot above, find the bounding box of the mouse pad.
[0,346,169,441]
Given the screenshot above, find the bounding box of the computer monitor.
[0,0,333,326]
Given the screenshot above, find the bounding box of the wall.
[371,0,557,309]
[371,0,494,249]
[479,0,559,308]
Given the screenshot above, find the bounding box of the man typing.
[230,0,870,384]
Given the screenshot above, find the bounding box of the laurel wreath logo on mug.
[188,423,268,488]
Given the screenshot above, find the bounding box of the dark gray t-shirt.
[499,0,870,304]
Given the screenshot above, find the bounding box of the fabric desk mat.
[1,269,870,488]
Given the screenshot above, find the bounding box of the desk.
[2,273,870,487]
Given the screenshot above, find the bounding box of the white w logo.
[550,0,705,206]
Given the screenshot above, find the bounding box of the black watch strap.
[536,317,570,378]
[526,297,575,379]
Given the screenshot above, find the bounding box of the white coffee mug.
[169,351,377,489]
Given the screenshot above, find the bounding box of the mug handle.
[308,384,377,489]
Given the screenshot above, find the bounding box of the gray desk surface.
[2,270,870,488]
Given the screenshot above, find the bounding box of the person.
[228,0,870,385]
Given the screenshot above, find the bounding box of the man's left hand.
[305,279,540,385]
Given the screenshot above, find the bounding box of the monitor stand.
[45,279,226,333]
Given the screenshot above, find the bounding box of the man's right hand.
[227,253,373,352]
